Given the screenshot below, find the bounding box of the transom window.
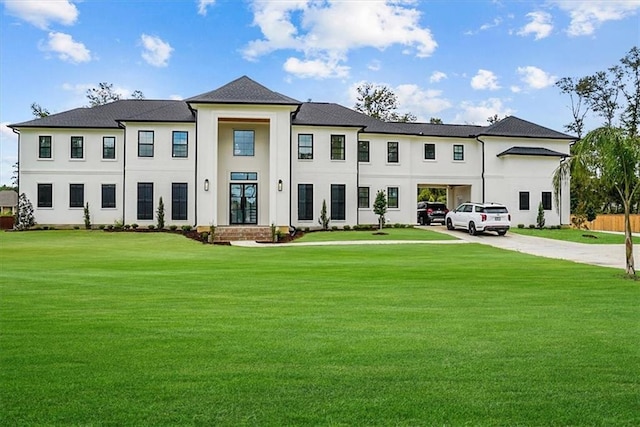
[230,172,258,181]
[103,137,116,159]
[453,144,464,161]
[172,131,188,158]
[39,136,52,159]
[424,143,435,160]
[358,141,369,162]
[138,131,154,157]
[387,187,399,209]
[387,142,399,163]
[71,136,84,159]
[298,134,313,159]
[331,135,345,160]
[233,130,255,156]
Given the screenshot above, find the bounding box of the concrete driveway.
[424,225,634,271]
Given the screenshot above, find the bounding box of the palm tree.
[555,127,640,276]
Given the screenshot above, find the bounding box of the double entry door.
[230,183,257,225]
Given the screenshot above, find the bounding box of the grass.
[511,227,638,244]
[1,231,639,426]
[295,227,457,242]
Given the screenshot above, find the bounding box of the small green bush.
[181,225,192,232]
[107,225,114,230]
[131,223,138,229]
[148,225,156,230]
[98,225,105,230]
[73,226,80,230]
[393,223,402,228]
[169,225,178,231]
[529,224,536,229]
[201,232,209,242]
[343,225,351,230]
[517,224,525,229]
[124,224,131,230]
[304,227,310,232]
[331,226,339,231]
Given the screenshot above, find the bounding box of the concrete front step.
[212,226,273,242]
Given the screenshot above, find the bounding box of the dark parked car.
[417,201,448,225]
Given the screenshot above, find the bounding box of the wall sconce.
[278,179,283,192]
[204,179,209,191]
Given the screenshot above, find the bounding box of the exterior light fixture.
[278,179,283,191]
[204,179,209,191]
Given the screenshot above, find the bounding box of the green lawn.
[511,227,637,244]
[294,227,457,242]
[1,231,639,426]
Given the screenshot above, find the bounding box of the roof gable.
[186,75,300,105]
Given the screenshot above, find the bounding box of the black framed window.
[298,184,313,221]
[71,136,83,159]
[172,131,188,158]
[453,144,464,161]
[37,183,52,208]
[424,143,435,160]
[233,130,255,156]
[102,184,116,209]
[69,184,84,208]
[542,191,552,210]
[39,136,52,159]
[137,182,154,220]
[387,142,399,163]
[331,135,345,160]
[358,141,369,162]
[172,183,188,220]
[519,191,530,210]
[138,131,154,157]
[298,134,313,159]
[358,187,369,208]
[103,137,116,159]
[331,184,345,220]
[388,187,399,209]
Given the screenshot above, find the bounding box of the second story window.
[358,141,369,162]
[233,130,255,156]
[424,143,435,160]
[138,131,154,157]
[453,144,464,161]
[331,135,345,160]
[39,136,52,159]
[172,131,188,158]
[298,134,313,159]
[71,136,83,159]
[387,141,399,163]
[103,137,116,159]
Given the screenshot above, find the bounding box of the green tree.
[354,83,416,123]
[83,203,91,230]
[156,197,165,229]
[555,127,640,276]
[373,190,387,230]
[318,199,329,230]
[429,117,443,124]
[30,103,50,118]
[15,193,35,230]
[86,83,145,107]
[536,202,545,229]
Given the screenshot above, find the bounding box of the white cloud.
[510,85,522,93]
[471,69,500,90]
[465,17,503,35]
[454,98,515,125]
[169,94,183,101]
[62,82,136,100]
[4,0,78,29]
[518,11,553,40]
[42,32,91,63]
[394,84,452,119]
[429,71,447,83]
[283,57,349,79]
[140,34,173,67]
[243,0,437,79]
[517,66,557,89]
[550,0,640,36]
[197,0,216,16]
[367,60,381,71]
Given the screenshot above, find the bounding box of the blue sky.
[1,0,638,185]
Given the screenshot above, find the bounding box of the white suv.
[445,202,511,236]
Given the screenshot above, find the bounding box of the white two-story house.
[10,76,574,238]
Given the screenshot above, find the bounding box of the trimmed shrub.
[131,223,138,229]
[169,225,178,231]
[148,224,156,230]
[517,224,525,229]
[343,225,351,230]
[181,225,192,232]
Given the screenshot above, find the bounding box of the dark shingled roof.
[0,190,18,206]
[389,122,485,138]
[186,75,300,105]
[9,100,194,129]
[497,146,569,158]
[481,116,575,140]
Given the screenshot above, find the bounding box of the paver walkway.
[231,226,635,271]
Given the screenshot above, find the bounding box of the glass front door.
[230,183,257,225]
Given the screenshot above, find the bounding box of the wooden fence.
[583,214,640,233]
